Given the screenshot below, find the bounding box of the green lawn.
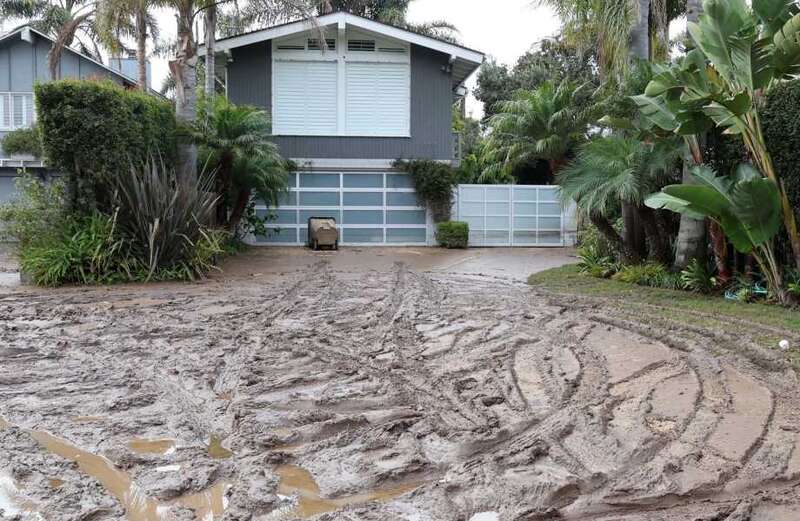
[529,265,800,368]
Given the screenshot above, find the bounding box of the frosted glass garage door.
[254,171,427,245]
[455,185,572,247]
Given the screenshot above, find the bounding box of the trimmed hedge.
[2,126,42,157]
[763,80,800,217]
[35,80,176,211]
[436,221,469,248]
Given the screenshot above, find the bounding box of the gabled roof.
[200,11,485,87]
[0,25,140,88]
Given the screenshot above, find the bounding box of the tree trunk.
[673,2,709,269]
[708,221,731,282]
[590,213,641,264]
[228,186,252,234]
[136,10,148,90]
[640,206,670,265]
[629,0,650,62]
[674,136,708,269]
[170,9,198,184]
[204,4,217,99]
[621,0,650,262]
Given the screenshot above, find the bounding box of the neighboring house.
[0,25,144,203]
[202,11,485,246]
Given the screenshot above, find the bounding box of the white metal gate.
[454,185,576,247]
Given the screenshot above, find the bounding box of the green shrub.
[35,80,176,212]
[613,263,670,287]
[393,159,457,222]
[19,211,134,286]
[577,247,618,278]
[680,258,717,293]
[436,221,468,248]
[113,160,222,280]
[2,126,42,157]
[578,222,619,261]
[1,172,225,286]
[0,175,66,246]
[786,270,800,297]
[762,80,800,266]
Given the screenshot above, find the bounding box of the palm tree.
[488,80,599,177]
[97,0,164,90]
[636,0,800,270]
[188,97,289,233]
[558,134,683,263]
[1,0,101,79]
[672,0,707,269]
[166,0,316,183]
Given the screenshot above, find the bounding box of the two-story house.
[203,12,485,246]
[0,25,143,202]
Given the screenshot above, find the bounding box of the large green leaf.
[733,163,761,182]
[702,102,743,134]
[662,183,754,252]
[753,0,797,39]
[773,12,800,78]
[662,184,732,220]
[730,177,782,246]
[690,0,754,88]
[645,191,711,220]
[632,94,678,132]
[690,165,735,198]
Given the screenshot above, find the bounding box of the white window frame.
[0,92,36,131]
[271,24,411,138]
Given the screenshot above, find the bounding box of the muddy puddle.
[207,435,233,459]
[0,417,231,521]
[128,438,177,455]
[275,464,422,518]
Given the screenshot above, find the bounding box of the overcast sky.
[2,1,562,116]
[406,0,560,116]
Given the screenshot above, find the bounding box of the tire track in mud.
[1,268,799,521]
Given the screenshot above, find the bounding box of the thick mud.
[1,259,799,520]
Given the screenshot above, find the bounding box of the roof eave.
[200,12,485,66]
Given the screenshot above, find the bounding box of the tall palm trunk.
[204,4,217,98]
[623,0,650,260]
[170,4,198,184]
[48,15,90,80]
[674,0,708,269]
[135,9,148,90]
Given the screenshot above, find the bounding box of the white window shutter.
[273,61,338,135]
[345,62,410,137]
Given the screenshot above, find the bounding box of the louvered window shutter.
[273,61,338,135]
[345,62,410,136]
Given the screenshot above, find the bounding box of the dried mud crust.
[0,262,799,521]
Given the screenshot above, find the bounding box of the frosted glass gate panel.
[455,185,575,247]
[254,171,427,245]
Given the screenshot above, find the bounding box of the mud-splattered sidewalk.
[1,254,799,520]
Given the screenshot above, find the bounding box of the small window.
[308,38,336,50]
[348,39,376,52]
[276,44,305,50]
[0,92,34,130]
[378,47,406,54]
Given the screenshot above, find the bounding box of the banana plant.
[646,164,789,302]
[633,0,800,270]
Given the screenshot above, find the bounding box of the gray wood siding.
[227,42,454,160]
[0,33,126,158]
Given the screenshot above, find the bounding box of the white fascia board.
[205,12,485,65]
[204,14,341,55]
[0,26,140,88]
